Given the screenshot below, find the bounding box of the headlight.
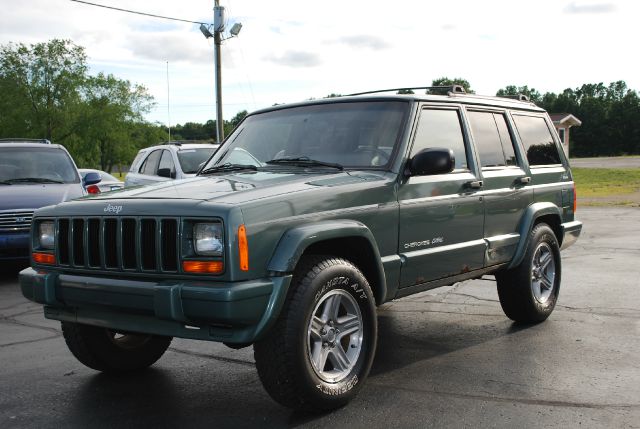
[194,223,223,256]
[38,221,55,250]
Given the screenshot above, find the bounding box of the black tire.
[61,322,172,373]
[254,256,377,411]
[496,223,561,323]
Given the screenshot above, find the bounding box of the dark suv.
[0,139,99,262]
[20,87,581,411]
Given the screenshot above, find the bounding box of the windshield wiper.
[265,157,343,170]
[6,177,64,184]
[199,163,258,175]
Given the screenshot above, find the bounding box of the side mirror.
[406,148,455,177]
[83,172,102,186]
[157,168,175,179]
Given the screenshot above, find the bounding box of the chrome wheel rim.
[531,243,556,304]
[307,289,363,383]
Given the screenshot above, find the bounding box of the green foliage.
[536,81,640,157]
[430,77,474,94]
[0,39,158,171]
[496,85,542,103]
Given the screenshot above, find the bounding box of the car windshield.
[201,101,409,172]
[0,147,79,183]
[177,148,218,174]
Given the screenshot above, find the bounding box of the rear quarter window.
[512,115,561,166]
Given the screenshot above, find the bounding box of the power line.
[70,0,210,25]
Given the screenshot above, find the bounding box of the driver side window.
[411,108,468,170]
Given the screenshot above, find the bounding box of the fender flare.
[267,220,387,304]
[508,202,562,269]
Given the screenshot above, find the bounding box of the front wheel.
[254,256,377,411]
[496,223,561,323]
[61,322,172,373]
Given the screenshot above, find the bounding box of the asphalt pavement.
[1,207,639,428]
[570,156,640,169]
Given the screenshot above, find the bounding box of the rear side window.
[140,150,162,175]
[129,152,146,172]
[512,115,561,165]
[411,108,468,170]
[468,111,517,168]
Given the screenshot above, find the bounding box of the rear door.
[465,108,533,266]
[397,105,485,288]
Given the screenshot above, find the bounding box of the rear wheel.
[254,256,377,411]
[61,322,172,372]
[496,223,561,323]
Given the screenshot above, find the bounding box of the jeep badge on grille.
[103,204,123,214]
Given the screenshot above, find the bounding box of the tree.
[0,39,87,141]
[430,77,474,94]
[0,39,159,170]
[496,85,542,103]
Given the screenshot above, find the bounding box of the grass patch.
[111,172,127,181]
[572,167,640,197]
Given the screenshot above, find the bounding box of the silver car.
[78,169,124,193]
[124,143,219,188]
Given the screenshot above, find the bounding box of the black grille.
[55,217,179,273]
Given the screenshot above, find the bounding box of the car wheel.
[61,322,172,372]
[254,256,377,411]
[496,223,561,323]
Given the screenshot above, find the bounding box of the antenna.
[166,61,171,142]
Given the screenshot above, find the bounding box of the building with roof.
[549,113,582,157]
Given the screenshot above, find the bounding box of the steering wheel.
[354,147,390,166]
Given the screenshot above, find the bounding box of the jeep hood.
[86,171,383,204]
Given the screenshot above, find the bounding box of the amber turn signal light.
[33,252,55,265]
[238,224,249,271]
[182,260,224,274]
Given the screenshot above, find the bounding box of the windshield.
[177,148,218,174]
[0,147,79,183]
[201,101,408,172]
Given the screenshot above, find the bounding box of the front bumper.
[20,267,292,344]
[560,220,582,250]
[0,232,30,260]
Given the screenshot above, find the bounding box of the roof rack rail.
[0,138,51,144]
[346,85,466,96]
[498,94,530,102]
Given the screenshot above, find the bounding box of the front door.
[398,106,485,288]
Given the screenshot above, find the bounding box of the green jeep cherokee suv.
[20,86,582,411]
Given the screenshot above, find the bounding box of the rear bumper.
[560,220,582,250]
[20,267,292,344]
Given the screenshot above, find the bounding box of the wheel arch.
[508,202,563,269]
[267,220,387,305]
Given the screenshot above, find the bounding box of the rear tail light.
[86,184,100,194]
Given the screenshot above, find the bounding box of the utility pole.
[213,1,224,143]
[200,2,242,143]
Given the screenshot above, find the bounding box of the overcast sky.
[1,0,637,126]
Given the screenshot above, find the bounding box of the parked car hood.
[0,183,84,211]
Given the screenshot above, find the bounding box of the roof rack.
[0,138,51,144]
[497,94,530,102]
[346,85,466,96]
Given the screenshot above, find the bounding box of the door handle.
[517,176,531,185]
[465,180,483,189]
